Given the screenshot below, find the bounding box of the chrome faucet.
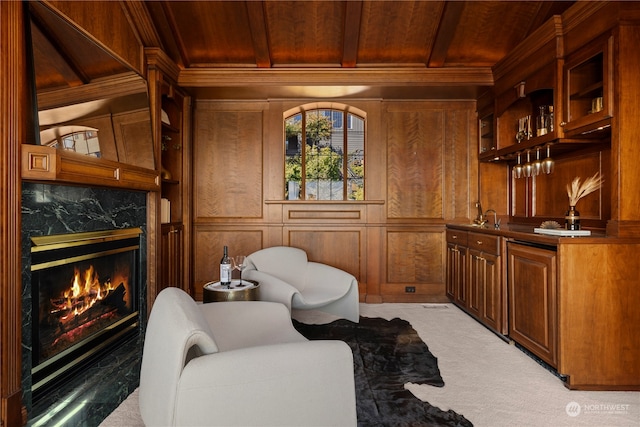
[484,209,501,229]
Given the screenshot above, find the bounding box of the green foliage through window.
[284,108,364,200]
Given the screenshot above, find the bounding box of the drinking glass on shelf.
[232,256,246,286]
[516,118,525,143]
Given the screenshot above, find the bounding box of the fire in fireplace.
[30,227,142,398]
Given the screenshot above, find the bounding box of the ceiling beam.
[30,11,88,87]
[342,0,363,68]
[178,67,494,87]
[120,0,163,49]
[428,1,465,67]
[246,1,271,68]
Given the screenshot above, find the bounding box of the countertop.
[446,222,611,246]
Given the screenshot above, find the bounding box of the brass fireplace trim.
[30,227,142,271]
[31,227,142,252]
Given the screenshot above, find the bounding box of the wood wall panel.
[386,229,444,284]
[444,108,478,220]
[286,228,362,280]
[193,106,264,220]
[534,150,610,220]
[386,109,444,219]
[191,99,477,303]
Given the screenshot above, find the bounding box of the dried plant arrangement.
[566,172,604,206]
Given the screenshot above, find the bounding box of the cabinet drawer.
[446,229,468,246]
[468,232,500,255]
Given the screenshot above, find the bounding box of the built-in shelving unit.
[146,48,191,296]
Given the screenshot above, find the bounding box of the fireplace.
[29,227,142,399]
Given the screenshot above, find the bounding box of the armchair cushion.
[138,287,357,426]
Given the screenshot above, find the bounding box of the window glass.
[284,107,364,200]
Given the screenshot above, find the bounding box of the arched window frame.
[283,103,366,201]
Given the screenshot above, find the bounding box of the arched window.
[284,105,364,200]
[40,126,101,158]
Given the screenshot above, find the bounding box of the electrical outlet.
[405,286,416,293]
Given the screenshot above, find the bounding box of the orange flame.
[56,265,126,321]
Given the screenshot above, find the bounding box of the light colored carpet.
[100,303,639,427]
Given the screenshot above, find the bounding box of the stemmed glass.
[513,153,524,179]
[532,148,543,177]
[541,145,554,175]
[523,151,534,178]
[232,256,246,287]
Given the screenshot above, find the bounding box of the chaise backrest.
[245,246,309,290]
[139,287,219,426]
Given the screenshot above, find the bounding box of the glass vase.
[565,205,580,230]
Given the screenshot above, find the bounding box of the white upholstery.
[138,287,357,426]
[243,246,360,323]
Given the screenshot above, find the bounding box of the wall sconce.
[515,81,526,98]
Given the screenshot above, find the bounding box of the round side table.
[203,280,260,303]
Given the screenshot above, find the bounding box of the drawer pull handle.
[476,240,483,245]
[452,235,457,239]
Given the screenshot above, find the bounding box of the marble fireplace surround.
[21,183,147,425]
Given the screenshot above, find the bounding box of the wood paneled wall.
[191,99,478,302]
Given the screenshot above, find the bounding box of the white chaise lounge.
[243,246,360,323]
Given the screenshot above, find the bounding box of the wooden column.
[608,21,640,237]
[1,1,27,425]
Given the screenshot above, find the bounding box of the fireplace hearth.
[30,228,141,400]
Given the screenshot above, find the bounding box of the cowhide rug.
[293,317,473,427]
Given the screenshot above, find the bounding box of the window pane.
[347,113,364,200]
[284,114,302,200]
[305,110,342,200]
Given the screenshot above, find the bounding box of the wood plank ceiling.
[31,0,576,99]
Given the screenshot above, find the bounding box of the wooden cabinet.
[159,223,184,291]
[147,48,192,297]
[507,241,558,368]
[445,229,468,307]
[468,232,504,333]
[446,228,506,335]
[562,34,613,137]
[478,112,495,157]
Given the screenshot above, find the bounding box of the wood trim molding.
[178,67,494,87]
[1,2,27,425]
[21,145,160,191]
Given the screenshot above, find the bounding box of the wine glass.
[232,256,246,286]
[532,148,543,177]
[541,145,554,175]
[523,151,533,178]
[513,153,523,179]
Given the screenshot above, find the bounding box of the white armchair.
[243,246,360,323]
[138,287,356,426]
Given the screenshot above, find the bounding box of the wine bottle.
[220,246,231,286]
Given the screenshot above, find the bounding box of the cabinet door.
[480,252,503,333]
[562,35,613,136]
[467,248,483,318]
[160,223,184,291]
[446,242,467,307]
[508,242,557,367]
